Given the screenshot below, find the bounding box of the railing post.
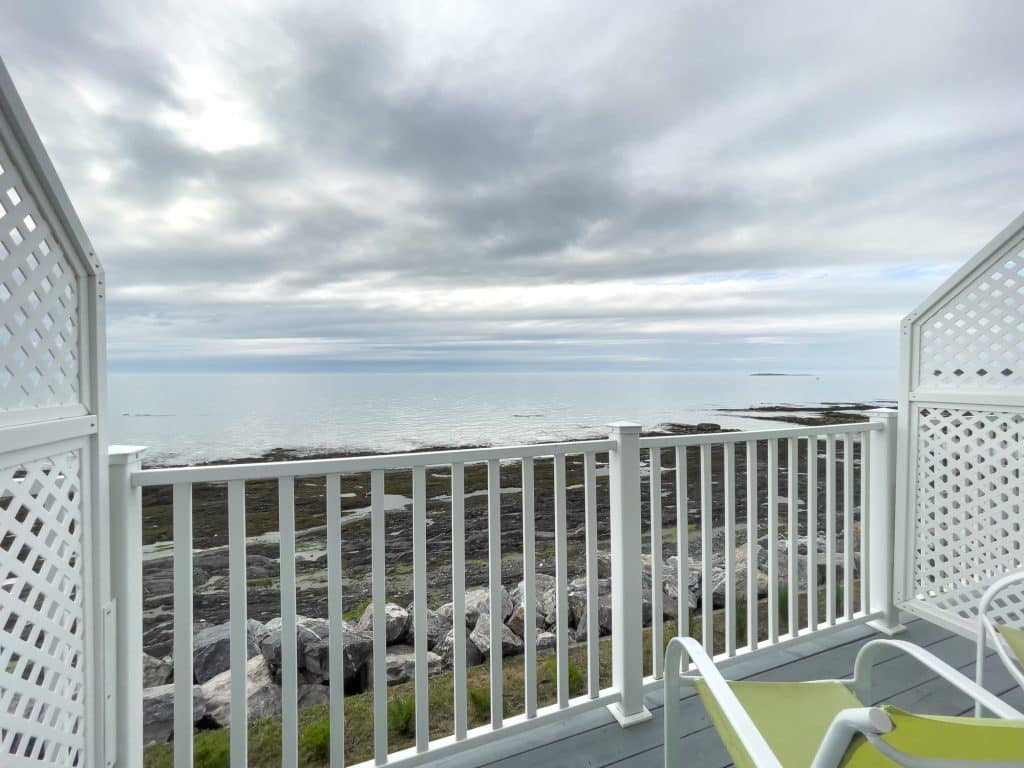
[865,410,906,636]
[108,445,147,767]
[606,422,653,727]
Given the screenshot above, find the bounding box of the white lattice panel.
[911,406,1024,622]
[917,247,1024,390]
[0,450,85,765]
[0,137,80,414]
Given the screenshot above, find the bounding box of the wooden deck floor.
[422,616,1022,768]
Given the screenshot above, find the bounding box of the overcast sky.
[6,1,1024,373]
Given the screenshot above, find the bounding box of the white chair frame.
[664,636,1023,768]
[975,570,1024,717]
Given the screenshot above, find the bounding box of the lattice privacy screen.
[918,250,1024,390]
[0,59,102,767]
[912,407,1023,622]
[901,216,1024,636]
[0,450,85,764]
[0,138,81,414]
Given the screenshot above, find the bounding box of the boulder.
[469,613,523,659]
[536,631,558,652]
[436,602,455,622]
[435,626,485,668]
[464,586,513,627]
[143,683,205,745]
[259,616,330,671]
[510,573,557,614]
[507,604,545,639]
[193,620,263,683]
[143,653,173,687]
[379,645,445,686]
[303,630,373,692]
[356,603,411,645]
[298,683,331,710]
[200,655,281,728]
[574,595,613,641]
[404,606,452,651]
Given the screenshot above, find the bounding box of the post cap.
[867,408,897,422]
[108,445,147,464]
[607,421,642,433]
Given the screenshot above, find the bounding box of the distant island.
[749,372,816,377]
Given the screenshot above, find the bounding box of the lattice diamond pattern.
[912,407,1023,622]
[918,247,1024,389]
[0,451,84,765]
[0,138,80,413]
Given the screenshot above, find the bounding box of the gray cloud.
[5,0,1024,371]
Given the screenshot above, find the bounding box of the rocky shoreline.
[139,403,879,743]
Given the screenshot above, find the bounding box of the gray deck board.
[420,616,1021,768]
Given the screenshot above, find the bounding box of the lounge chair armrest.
[810,707,892,768]
[664,636,782,768]
[853,639,1023,720]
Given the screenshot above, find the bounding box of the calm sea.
[108,370,896,465]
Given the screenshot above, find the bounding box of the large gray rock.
[469,613,523,659]
[435,626,485,668]
[303,630,373,692]
[143,653,172,687]
[405,605,452,651]
[193,620,263,683]
[507,604,545,639]
[298,683,331,710]
[357,603,412,645]
[378,645,445,686]
[536,631,557,652]
[143,683,205,745]
[574,595,613,641]
[464,586,513,627]
[259,616,330,671]
[200,655,281,728]
[510,573,557,614]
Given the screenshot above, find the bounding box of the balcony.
[103,412,958,767]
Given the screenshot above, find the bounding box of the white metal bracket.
[103,600,117,768]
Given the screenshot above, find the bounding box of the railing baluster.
[584,452,600,695]
[745,440,758,651]
[228,479,248,768]
[370,469,387,763]
[859,432,871,615]
[172,483,193,768]
[675,446,689,638]
[554,452,569,708]
[326,473,344,767]
[843,434,854,619]
[278,477,298,768]
[825,435,836,626]
[413,466,429,750]
[787,438,798,637]
[450,463,468,740]
[521,459,537,718]
[487,459,504,726]
[767,439,779,644]
[807,436,819,632]
[724,444,736,657]
[648,448,665,677]
[699,444,713,652]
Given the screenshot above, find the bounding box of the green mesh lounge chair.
[977,570,1024,717]
[664,635,1024,767]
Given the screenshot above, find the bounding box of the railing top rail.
[639,420,881,449]
[130,437,616,487]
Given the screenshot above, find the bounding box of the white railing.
[107,410,899,768]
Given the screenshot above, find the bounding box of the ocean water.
[108,370,896,465]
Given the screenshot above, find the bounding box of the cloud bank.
[6,1,1024,372]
